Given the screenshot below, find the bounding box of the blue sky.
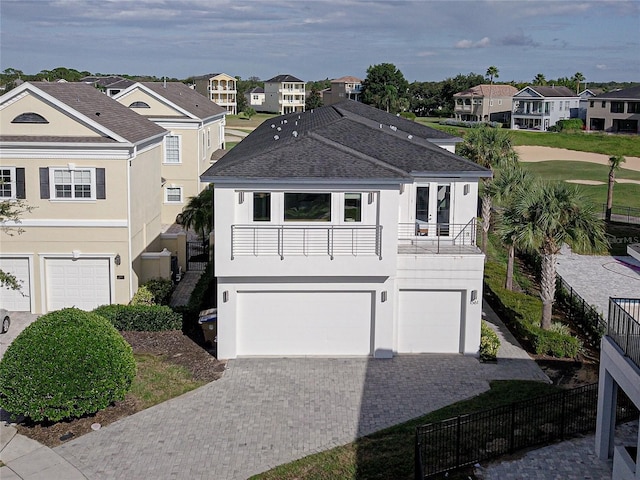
[1,0,638,84]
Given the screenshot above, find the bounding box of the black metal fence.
[415,383,638,479]
[556,275,607,348]
[602,204,640,225]
[608,298,640,370]
[186,241,209,271]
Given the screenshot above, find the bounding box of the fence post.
[560,391,567,440]
[455,416,462,468]
[414,430,424,480]
[509,403,516,453]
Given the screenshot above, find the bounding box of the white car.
[0,309,10,334]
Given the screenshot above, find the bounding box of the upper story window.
[590,100,595,107]
[0,167,16,199]
[12,112,49,124]
[128,101,150,108]
[628,102,640,114]
[165,186,183,203]
[565,101,570,110]
[344,193,362,222]
[253,192,271,221]
[284,193,331,222]
[602,101,607,108]
[164,135,181,164]
[52,168,95,200]
[559,102,563,111]
[611,102,625,113]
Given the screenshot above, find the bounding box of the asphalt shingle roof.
[265,74,303,83]
[22,82,166,144]
[202,100,490,183]
[139,82,228,119]
[594,85,640,100]
[523,86,577,97]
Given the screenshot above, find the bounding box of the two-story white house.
[113,82,227,226]
[201,100,491,360]
[511,86,580,131]
[192,73,238,115]
[263,74,305,115]
[0,82,169,313]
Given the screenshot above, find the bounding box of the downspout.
[127,145,136,300]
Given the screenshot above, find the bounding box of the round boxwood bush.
[0,308,136,422]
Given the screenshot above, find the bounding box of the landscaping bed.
[13,330,225,447]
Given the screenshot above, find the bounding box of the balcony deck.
[608,298,640,370]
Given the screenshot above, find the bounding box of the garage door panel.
[398,290,463,353]
[46,258,111,312]
[0,258,31,311]
[237,291,373,356]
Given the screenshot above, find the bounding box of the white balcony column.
[596,368,618,460]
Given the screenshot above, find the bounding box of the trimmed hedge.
[484,261,580,358]
[93,304,182,331]
[480,321,500,361]
[141,278,174,306]
[0,308,136,422]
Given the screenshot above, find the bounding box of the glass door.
[415,186,430,235]
[436,185,451,236]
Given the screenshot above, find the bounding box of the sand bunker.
[516,146,640,172]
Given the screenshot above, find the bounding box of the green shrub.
[0,308,136,422]
[130,285,155,306]
[531,326,581,357]
[553,118,584,132]
[399,111,416,121]
[141,278,174,306]
[480,321,500,361]
[93,304,182,331]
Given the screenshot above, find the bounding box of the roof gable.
[516,85,577,98]
[266,74,303,83]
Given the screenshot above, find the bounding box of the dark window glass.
[129,101,150,108]
[627,102,640,114]
[284,193,331,221]
[12,112,48,123]
[253,192,271,221]
[611,102,625,113]
[344,193,361,222]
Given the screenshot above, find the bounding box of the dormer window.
[129,101,150,108]
[12,112,49,124]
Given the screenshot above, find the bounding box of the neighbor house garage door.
[45,258,111,312]
[397,290,463,353]
[0,257,31,311]
[236,291,374,356]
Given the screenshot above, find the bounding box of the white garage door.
[0,257,31,311]
[46,258,111,312]
[237,291,374,356]
[398,290,463,353]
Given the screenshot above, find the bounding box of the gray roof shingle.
[202,100,490,183]
[594,85,640,100]
[265,74,303,83]
[138,82,228,119]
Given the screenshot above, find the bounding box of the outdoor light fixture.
[223,291,229,302]
[470,290,478,304]
[464,184,470,195]
[114,254,121,265]
[381,291,387,302]
[368,192,374,204]
[238,191,244,204]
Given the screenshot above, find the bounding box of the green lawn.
[251,381,559,480]
[225,113,278,129]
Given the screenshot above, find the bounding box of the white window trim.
[164,186,183,204]
[164,134,182,164]
[50,167,96,201]
[0,166,17,200]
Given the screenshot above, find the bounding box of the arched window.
[12,112,49,123]
[128,101,150,108]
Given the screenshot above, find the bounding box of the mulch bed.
[13,331,226,447]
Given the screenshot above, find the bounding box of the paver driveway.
[55,349,547,480]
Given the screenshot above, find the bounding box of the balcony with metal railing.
[607,298,640,370]
[397,219,480,254]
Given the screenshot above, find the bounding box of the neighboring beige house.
[322,76,363,105]
[263,74,305,114]
[113,82,227,225]
[586,85,640,134]
[245,87,265,110]
[0,82,171,314]
[453,84,518,123]
[192,73,237,115]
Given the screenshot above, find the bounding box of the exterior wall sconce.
[223,291,229,302]
[470,290,478,304]
[464,184,470,195]
[238,191,244,204]
[114,254,121,265]
[381,291,387,302]
[368,192,375,204]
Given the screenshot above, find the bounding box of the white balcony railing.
[231,224,382,260]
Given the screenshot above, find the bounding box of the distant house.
[586,85,640,134]
[201,100,490,360]
[245,87,265,110]
[80,75,135,97]
[0,82,170,313]
[453,84,518,124]
[263,74,305,114]
[511,86,580,131]
[113,82,227,225]
[192,73,237,115]
[322,76,363,105]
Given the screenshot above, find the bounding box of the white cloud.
[455,37,490,49]
[596,64,608,70]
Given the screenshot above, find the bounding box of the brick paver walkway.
[53,302,548,480]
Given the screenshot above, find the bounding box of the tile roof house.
[586,85,640,134]
[453,84,518,124]
[192,73,238,115]
[263,74,305,115]
[511,85,580,131]
[113,81,228,225]
[322,76,363,105]
[0,82,172,313]
[201,100,491,359]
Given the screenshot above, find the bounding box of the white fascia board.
[4,219,128,227]
[411,170,493,179]
[154,120,200,130]
[205,178,407,189]
[4,84,130,143]
[202,113,227,125]
[116,83,199,120]
[0,146,133,160]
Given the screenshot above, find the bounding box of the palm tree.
[606,155,626,221]
[487,165,534,290]
[457,126,518,253]
[572,72,585,94]
[486,66,499,120]
[501,181,608,329]
[532,73,547,86]
[180,185,213,243]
